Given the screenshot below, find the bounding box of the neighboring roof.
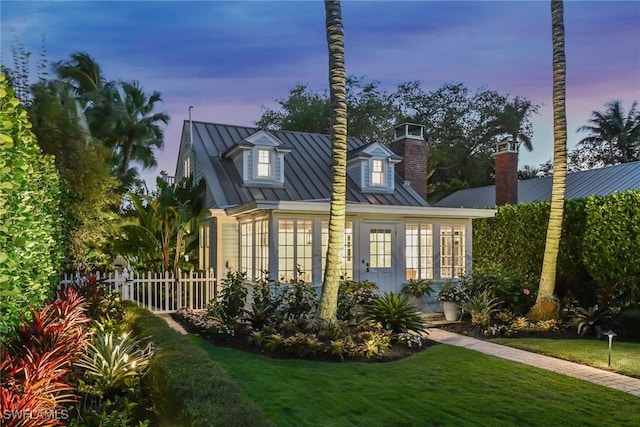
[435,161,640,208]
[189,121,429,209]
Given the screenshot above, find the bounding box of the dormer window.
[223,130,291,187]
[347,142,401,194]
[257,149,271,178]
[371,159,384,186]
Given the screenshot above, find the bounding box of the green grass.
[190,336,640,427]
[490,338,640,378]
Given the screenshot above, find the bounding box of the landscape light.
[604,330,617,367]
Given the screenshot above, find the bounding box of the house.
[173,121,494,294]
[435,146,640,209]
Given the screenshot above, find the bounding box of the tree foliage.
[28,79,120,269]
[113,177,205,274]
[256,79,538,202]
[0,73,65,339]
[570,100,640,171]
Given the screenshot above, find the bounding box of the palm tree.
[577,100,640,165]
[530,0,567,320]
[488,96,538,152]
[54,52,106,107]
[316,0,348,323]
[93,81,169,178]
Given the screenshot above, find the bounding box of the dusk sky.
[2,1,639,185]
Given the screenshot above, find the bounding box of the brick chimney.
[494,140,519,205]
[390,123,428,201]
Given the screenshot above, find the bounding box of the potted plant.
[401,279,434,310]
[437,281,466,321]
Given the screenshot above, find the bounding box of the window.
[278,220,312,282]
[440,224,466,279]
[198,224,210,270]
[184,156,191,178]
[371,159,384,186]
[257,149,271,178]
[369,229,392,268]
[321,221,353,280]
[240,222,253,280]
[406,224,433,280]
[255,219,269,279]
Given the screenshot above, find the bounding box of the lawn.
[489,338,640,378]
[190,336,640,427]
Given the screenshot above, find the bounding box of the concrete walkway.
[428,328,640,398]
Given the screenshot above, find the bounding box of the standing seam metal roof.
[190,121,429,209]
[435,161,640,208]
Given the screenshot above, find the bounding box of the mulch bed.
[172,314,441,363]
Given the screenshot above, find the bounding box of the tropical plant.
[357,331,391,359]
[316,0,348,324]
[574,100,640,167]
[531,0,567,320]
[436,281,467,303]
[463,291,500,327]
[114,177,205,274]
[364,293,427,334]
[401,278,434,299]
[1,288,91,426]
[572,305,611,339]
[281,272,318,320]
[75,330,154,392]
[487,96,539,152]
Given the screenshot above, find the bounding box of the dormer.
[347,142,402,193]
[223,130,291,187]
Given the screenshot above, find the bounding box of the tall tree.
[28,80,120,268]
[531,0,567,320]
[573,100,640,168]
[316,0,347,324]
[487,96,539,151]
[90,80,169,179]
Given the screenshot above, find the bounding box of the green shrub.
[207,271,248,323]
[364,293,427,334]
[125,304,271,427]
[0,74,65,340]
[620,308,640,338]
[583,191,640,307]
[337,280,378,321]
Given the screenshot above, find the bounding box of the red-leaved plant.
[0,288,91,426]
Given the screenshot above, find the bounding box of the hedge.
[125,304,272,427]
[0,74,65,339]
[473,190,639,307]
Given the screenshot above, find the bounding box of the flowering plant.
[436,281,467,303]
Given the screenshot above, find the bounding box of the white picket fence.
[60,269,217,313]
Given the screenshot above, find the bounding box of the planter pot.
[442,301,460,321]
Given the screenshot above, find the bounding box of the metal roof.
[435,161,640,208]
[189,121,429,209]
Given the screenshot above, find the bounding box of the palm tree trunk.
[530,0,567,320]
[316,0,347,323]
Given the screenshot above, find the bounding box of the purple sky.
[2,1,639,185]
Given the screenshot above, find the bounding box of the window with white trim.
[278,220,312,282]
[321,221,353,281]
[240,222,253,280]
[255,219,269,279]
[184,156,191,178]
[371,159,384,186]
[198,224,210,270]
[369,229,392,268]
[406,223,433,280]
[440,224,466,279]
[257,149,271,178]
